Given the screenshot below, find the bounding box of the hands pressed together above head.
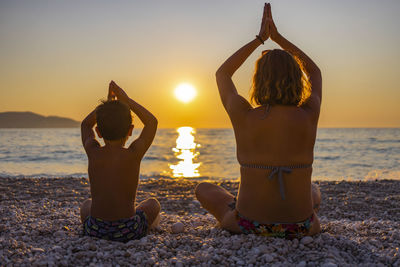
[108,80,130,103]
[258,3,279,43]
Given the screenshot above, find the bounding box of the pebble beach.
[1,177,400,266]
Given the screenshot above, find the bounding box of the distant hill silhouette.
[0,112,80,128]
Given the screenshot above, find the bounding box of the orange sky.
[0,1,399,128]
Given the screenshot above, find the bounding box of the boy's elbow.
[80,120,87,129]
[81,118,93,129]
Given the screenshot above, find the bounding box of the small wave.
[317,138,338,143]
[143,156,168,162]
[315,156,341,161]
[368,147,399,154]
[53,150,72,154]
[348,163,373,168]
[364,169,400,181]
[0,172,88,179]
[376,139,400,143]
[18,155,52,161]
[0,156,54,162]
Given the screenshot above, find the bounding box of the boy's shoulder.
[88,145,139,160]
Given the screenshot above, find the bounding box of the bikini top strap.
[240,163,312,170]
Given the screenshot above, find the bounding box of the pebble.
[171,222,184,234]
[192,221,203,227]
[301,236,313,245]
[258,245,270,254]
[0,224,7,231]
[263,254,274,263]
[32,247,45,253]
[54,231,65,237]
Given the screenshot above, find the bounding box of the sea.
[0,128,399,181]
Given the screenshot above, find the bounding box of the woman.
[195,3,322,239]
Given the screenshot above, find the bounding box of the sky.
[0,0,399,128]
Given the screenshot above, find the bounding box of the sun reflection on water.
[169,127,201,177]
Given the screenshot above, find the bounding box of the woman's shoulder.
[245,104,310,122]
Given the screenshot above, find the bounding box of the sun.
[174,83,197,103]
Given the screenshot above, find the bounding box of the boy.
[80,80,160,242]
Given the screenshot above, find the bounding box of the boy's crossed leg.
[136,198,161,229]
[79,198,161,229]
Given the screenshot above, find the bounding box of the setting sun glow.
[174,83,197,103]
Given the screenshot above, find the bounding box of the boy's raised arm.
[109,81,158,158]
[126,97,158,155]
[81,109,100,153]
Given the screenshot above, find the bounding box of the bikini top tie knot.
[240,163,312,200]
[268,166,292,200]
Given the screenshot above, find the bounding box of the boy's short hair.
[96,100,132,141]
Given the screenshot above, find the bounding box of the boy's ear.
[128,125,134,136]
[95,127,102,138]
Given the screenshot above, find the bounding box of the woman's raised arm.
[268,4,322,105]
[216,4,271,115]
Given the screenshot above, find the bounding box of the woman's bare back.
[233,105,318,223]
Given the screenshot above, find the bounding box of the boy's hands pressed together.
[107,82,115,101]
[106,80,157,155]
[108,80,129,103]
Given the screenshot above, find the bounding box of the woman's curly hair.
[250,49,311,107]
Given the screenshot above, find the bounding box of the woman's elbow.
[216,66,233,77]
[315,67,322,77]
[151,117,158,128]
[215,69,232,83]
[309,67,322,81]
[215,68,224,78]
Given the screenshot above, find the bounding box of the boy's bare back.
[87,145,141,220]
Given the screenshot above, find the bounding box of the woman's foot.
[311,183,321,213]
[195,182,241,232]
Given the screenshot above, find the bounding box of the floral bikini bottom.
[229,198,314,239]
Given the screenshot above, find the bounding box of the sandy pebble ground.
[0,177,400,266]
